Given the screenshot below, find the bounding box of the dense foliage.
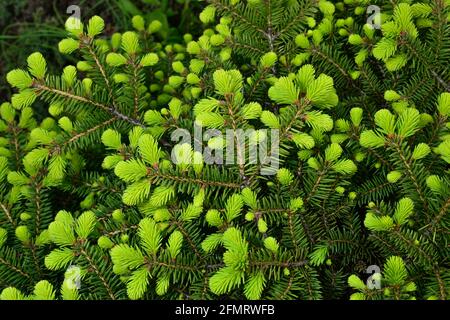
[0,0,449,300]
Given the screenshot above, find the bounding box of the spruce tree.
[0,0,449,300]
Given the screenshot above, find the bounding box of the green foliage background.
[0,0,449,300]
[0,0,200,98]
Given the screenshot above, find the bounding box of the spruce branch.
[79,247,117,300]
[33,82,145,128]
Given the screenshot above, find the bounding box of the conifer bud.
[290,197,304,211]
[82,78,93,94]
[345,17,354,26]
[335,186,345,194]
[132,15,145,31]
[62,65,77,87]
[307,157,321,170]
[426,175,443,193]
[277,168,294,186]
[154,208,171,222]
[260,52,277,68]
[98,236,114,249]
[111,33,122,50]
[387,171,402,183]
[15,225,30,243]
[112,209,125,222]
[77,61,92,71]
[306,17,316,28]
[121,31,140,54]
[27,52,47,79]
[257,218,268,233]
[183,34,193,43]
[168,76,184,88]
[245,212,255,221]
[210,34,225,46]
[354,152,365,162]
[295,34,310,49]
[189,59,205,74]
[6,69,33,90]
[292,53,311,66]
[80,192,95,209]
[338,29,349,36]
[384,90,401,101]
[348,275,366,290]
[348,34,363,45]
[154,70,164,80]
[206,209,222,227]
[0,103,15,122]
[219,48,232,61]
[149,84,160,93]
[40,118,56,131]
[199,6,216,24]
[148,20,162,34]
[48,103,63,117]
[336,19,345,28]
[264,237,279,253]
[20,213,32,221]
[191,87,202,99]
[186,73,200,85]
[187,41,201,55]
[216,24,230,37]
[319,1,335,16]
[113,74,129,83]
[172,61,186,74]
[350,107,363,126]
[163,84,175,94]
[140,53,159,67]
[350,71,361,79]
[65,17,84,37]
[87,16,105,38]
[59,117,73,133]
[58,38,80,54]
[363,24,375,39]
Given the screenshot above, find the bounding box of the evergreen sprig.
[0,0,449,300]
